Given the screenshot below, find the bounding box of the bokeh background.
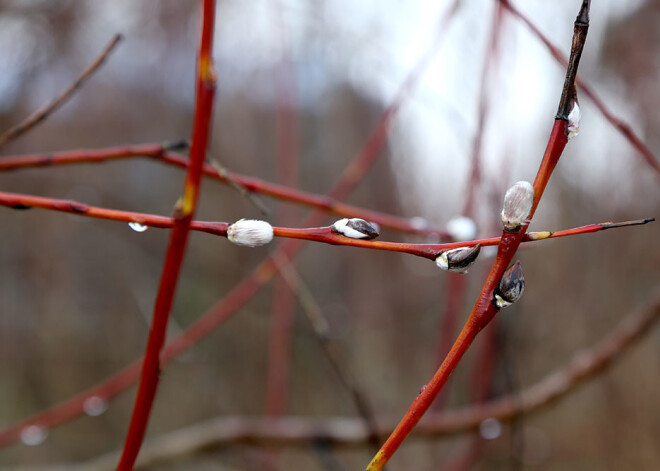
[0,0,658,469]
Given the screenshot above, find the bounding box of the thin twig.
[500,0,660,176]
[271,254,382,454]
[209,159,270,216]
[0,35,123,149]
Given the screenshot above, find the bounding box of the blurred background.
[0,0,658,469]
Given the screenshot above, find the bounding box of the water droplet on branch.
[83,396,108,416]
[479,418,502,440]
[20,425,48,446]
[128,222,149,232]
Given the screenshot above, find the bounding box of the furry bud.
[493,260,525,309]
[435,244,481,274]
[332,218,379,240]
[501,181,534,231]
[227,219,274,247]
[567,101,580,140]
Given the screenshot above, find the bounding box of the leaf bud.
[332,218,379,240]
[493,260,525,309]
[435,244,481,274]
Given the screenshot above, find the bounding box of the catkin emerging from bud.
[501,181,534,231]
[332,218,380,240]
[435,244,481,274]
[493,260,525,309]
[567,101,581,140]
[227,219,274,247]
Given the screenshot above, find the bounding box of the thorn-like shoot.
[501,181,534,232]
[227,219,274,247]
[332,218,380,240]
[435,245,481,274]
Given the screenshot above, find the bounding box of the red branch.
[116,1,216,469]
[366,3,591,468]
[0,188,650,259]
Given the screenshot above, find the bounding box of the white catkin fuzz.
[567,102,581,140]
[501,181,534,231]
[227,219,274,247]
[446,216,477,241]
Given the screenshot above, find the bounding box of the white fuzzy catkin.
[567,102,581,140]
[227,219,273,247]
[501,181,534,231]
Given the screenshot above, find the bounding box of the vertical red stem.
[116,1,216,469]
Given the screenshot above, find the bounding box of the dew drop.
[479,418,502,440]
[128,222,149,232]
[409,216,429,230]
[20,425,47,446]
[83,396,108,417]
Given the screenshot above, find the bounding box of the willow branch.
[0,188,652,261]
[1,189,652,262]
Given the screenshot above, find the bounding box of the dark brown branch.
[557,0,590,119]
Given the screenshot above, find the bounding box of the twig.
[116,2,216,469]
[365,3,592,469]
[500,0,660,176]
[52,289,659,471]
[209,159,270,216]
[0,35,122,149]
[271,254,382,454]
